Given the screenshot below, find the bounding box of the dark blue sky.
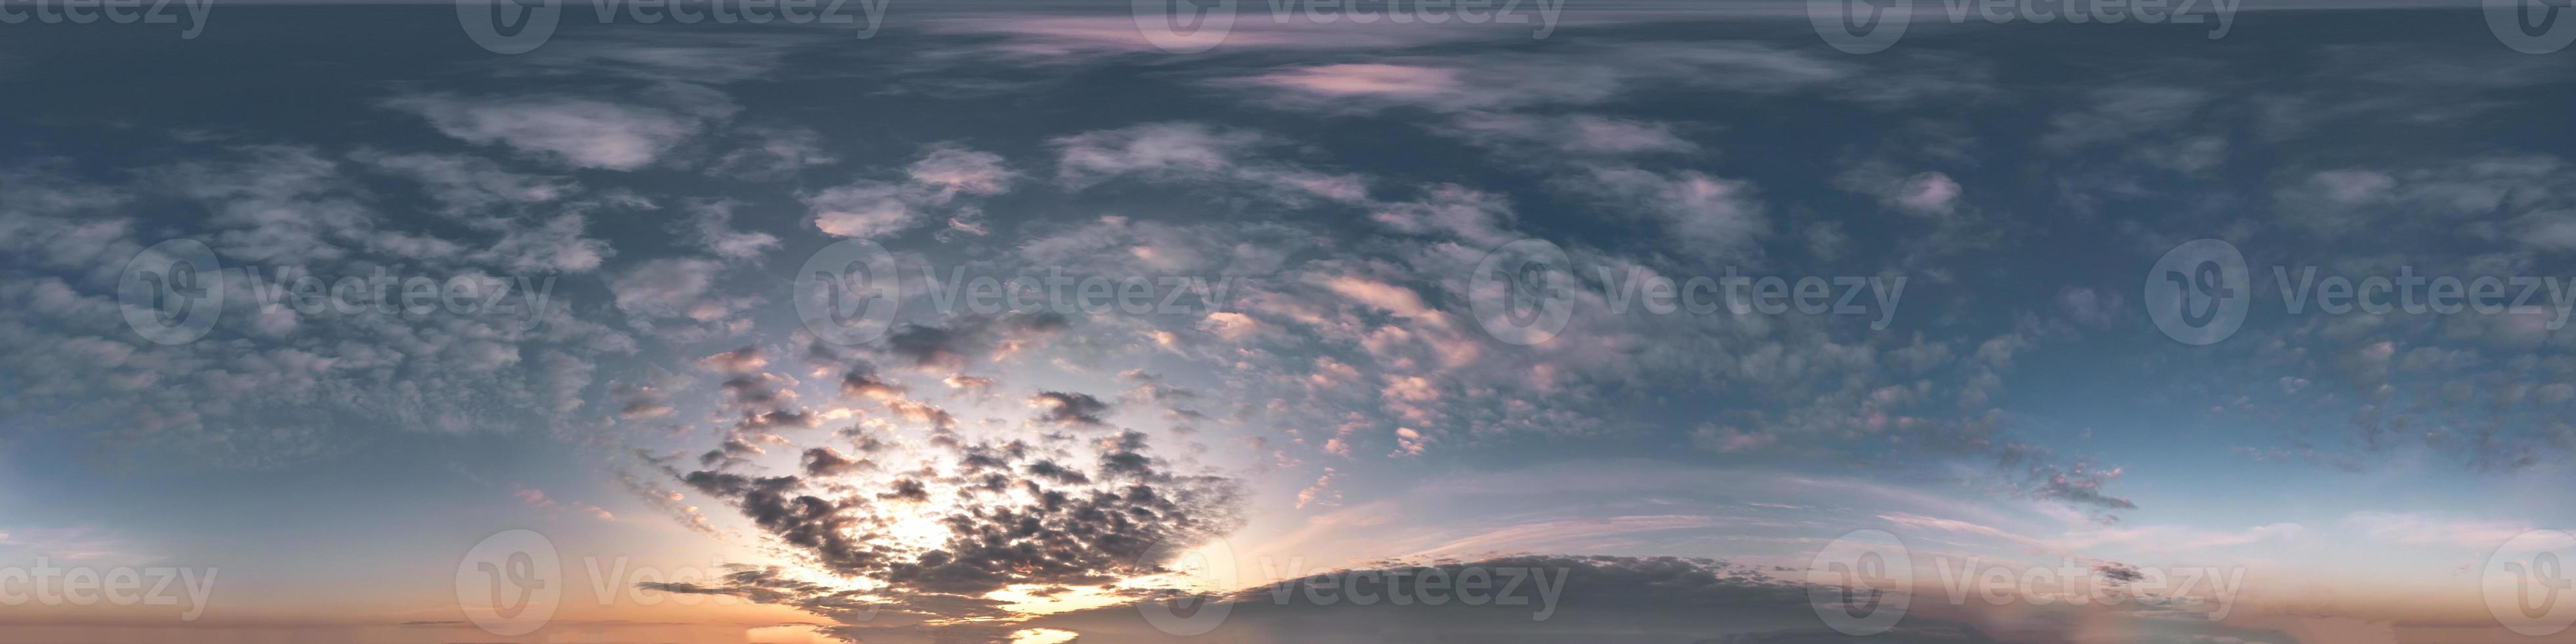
[2,1,2573,642]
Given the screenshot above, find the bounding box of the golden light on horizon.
[1007,628,1080,644]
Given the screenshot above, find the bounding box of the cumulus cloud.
[1028,390,1112,426]
[383,91,730,171]
[807,143,1017,239]
[1051,122,1369,205]
[653,403,1242,626]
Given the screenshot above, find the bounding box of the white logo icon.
[2144,239,2249,346]
[1808,530,1912,635]
[1132,0,1236,54]
[455,530,561,636]
[1808,0,1912,55]
[119,239,224,346]
[456,0,562,55]
[1134,538,1237,635]
[2487,0,2576,54]
[2485,530,2576,636]
[1469,239,1575,346]
[797,239,903,346]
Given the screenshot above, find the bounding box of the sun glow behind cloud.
[1007,628,1080,644]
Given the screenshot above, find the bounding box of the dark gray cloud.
[1029,390,1111,426]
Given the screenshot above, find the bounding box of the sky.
[3,0,2576,642]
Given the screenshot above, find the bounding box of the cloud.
[2341,511,2529,548]
[1567,166,1766,249]
[681,200,783,261]
[708,126,839,181]
[1028,390,1111,426]
[609,258,735,320]
[652,400,1243,624]
[807,143,1017,239]
[383,91,728,171]
[1051,122,1369,205]
[348,149,574,213]
[0,156,642,465]
[1015,554,2180,643]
